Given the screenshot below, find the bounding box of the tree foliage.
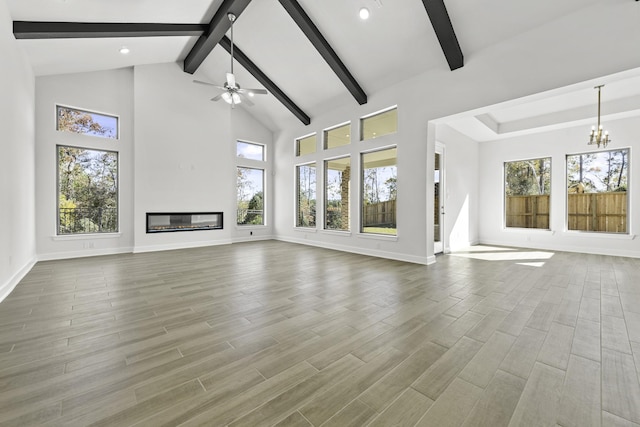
[57,107,116,139]
[505,158,551,196]
[567,150,627,193]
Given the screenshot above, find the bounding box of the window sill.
[320,229,352,237]
[357,232,398,242]
[52,232,122,241]
[294,227,317,233]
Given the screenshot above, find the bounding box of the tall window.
[237,167,264,225]
[360,107,397,141]
[56,105,118,140]
[296,163,316,227]
[361,147,397,235]
[325,157,350,231]
[324,123,351,149]
[57,146,118,234]
[504,157,551,229]
[296,134,316,156]
[567,149,628,233]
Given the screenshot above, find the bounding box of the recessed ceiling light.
[119,46,130,54]
[359,7,370,20]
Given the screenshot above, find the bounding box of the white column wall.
[0,0,36,299]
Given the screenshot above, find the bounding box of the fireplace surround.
[146,212,223,233]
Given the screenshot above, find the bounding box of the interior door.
[434,144,444,254]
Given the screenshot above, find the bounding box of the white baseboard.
[477,238,640,259]
[132,239,233,254]
[37,247,134,261]
[275,236,433,265]
[0,256,37,303]
[232,235,275,244]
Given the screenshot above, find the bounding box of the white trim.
[38,247,133,261]
[0,256,37,303]
[132,240,233,254]
[357,232,398,242]
[276,235,430,265]
[232,235,275,243]
[478,238,640,259]
[52,232,122,241]
[294,227,318,233]
[561,231,635,240]
[320,229,352,237]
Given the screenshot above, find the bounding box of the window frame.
[503,156,552,230]
[56,104,120,140]
[295,162,317,229]
[360,145,398,236]
[565,148,630,234]
[323,122,351,150]
[295,133,317,157]
[360,106,398,141]
[236,140,266,162]
[56,144,120,236]
[236,165,266,226]
[324,156,351,232]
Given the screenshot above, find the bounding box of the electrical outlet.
[250,231,253,236]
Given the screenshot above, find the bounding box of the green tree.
[57,107,116,138]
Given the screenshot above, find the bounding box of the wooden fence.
[506,192,627,232]
[363,200,396,227]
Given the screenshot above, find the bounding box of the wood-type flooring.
[0,241,639,426]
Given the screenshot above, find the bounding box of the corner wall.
[0,1,36,299]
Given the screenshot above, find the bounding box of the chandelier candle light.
[588,84,611,148]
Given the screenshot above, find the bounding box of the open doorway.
[434,143,445,254]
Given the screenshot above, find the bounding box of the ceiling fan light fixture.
[359,7,370,20]
[232,93,242,105]
[221,91,232,104]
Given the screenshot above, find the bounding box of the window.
[296,163,316,227]
[237,167,264,225]
[360,107,397,141]
[296,134,316,156]
[567,149,628,233]
[324,123,351,149]
[56,105,118,140]
[504,157,551,229]
[237,141,264,161]
[361,147,397,235]
[325,157,350,231]
[57,146,118,234]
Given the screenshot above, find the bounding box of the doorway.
[434,143,445,254]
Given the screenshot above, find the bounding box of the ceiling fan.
[193,13,268,107]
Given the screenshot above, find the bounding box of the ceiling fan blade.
[239,88,268,96]
[226,73,236,88]
[238,93,254,106]
[211,94,223,102]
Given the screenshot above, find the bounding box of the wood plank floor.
[1,241,639,426]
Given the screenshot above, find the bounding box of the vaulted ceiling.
[7,0,640,135]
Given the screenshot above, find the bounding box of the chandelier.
[588,85,611,148]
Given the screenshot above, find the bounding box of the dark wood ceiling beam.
[13,21,207,39]
[183,0,252,74]
[219,36,310,125]
[277,0,367,105]
[421,0,464,70]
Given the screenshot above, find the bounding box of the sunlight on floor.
[450,245,554,266]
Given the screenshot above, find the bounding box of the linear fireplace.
[146,212,223,233]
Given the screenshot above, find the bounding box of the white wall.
[0,1,36,300]
[133,62,273,252]
[436,125,480,252]
[35,68,135,260]
[478,116,640,257]
[273,0,640,265]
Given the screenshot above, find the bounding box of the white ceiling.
[7,0,640,135]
